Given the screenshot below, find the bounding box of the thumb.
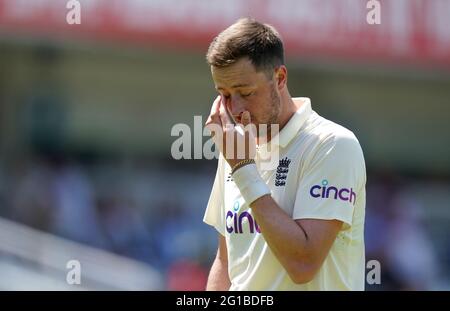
[241,111,251,126]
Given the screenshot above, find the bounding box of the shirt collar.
[277,97,312,148]
[256,97,311,161]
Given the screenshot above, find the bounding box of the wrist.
[232,163,271,205]
[231,159,255,174]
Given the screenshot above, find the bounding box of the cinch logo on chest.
[226,201,261,234]
[275,157,291,186]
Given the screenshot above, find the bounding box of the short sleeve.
[293,133,366,229]
[203,155,226,236]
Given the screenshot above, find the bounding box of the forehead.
[211,58,268,89]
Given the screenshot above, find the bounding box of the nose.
[227,95,245,118]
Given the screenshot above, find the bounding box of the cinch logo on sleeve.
[226,201,261,234]
[309,179,356,205]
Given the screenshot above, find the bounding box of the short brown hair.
[206,18,284,76]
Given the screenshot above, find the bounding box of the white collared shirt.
[203,98,366,291]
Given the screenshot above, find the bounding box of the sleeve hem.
[292,214,352,230]
[203,218,226,236]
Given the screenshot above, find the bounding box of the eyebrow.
[216,83,252,91]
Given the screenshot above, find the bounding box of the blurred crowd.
[0,154,448,290]
[364,172,448,290]
[0,154,215,290]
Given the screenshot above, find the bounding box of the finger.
[241,112,257,159]
[219,97,233,126]
[205,96,223,129]
[206,112,221,128]
[210,95,221,115]
[222,97,238,126]
[241,111,251,126]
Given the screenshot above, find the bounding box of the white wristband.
[232,163,271,205]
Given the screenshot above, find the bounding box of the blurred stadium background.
[0,0,449,290]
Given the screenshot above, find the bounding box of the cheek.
[244,97,266,121]
[250,93,271,111]
[245,97,258,110]
[244,98,261,117]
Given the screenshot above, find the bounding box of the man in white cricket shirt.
[203,18,366,291]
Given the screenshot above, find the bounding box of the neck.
[278,89,299,131]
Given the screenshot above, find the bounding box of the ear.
[275,65,287,91]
